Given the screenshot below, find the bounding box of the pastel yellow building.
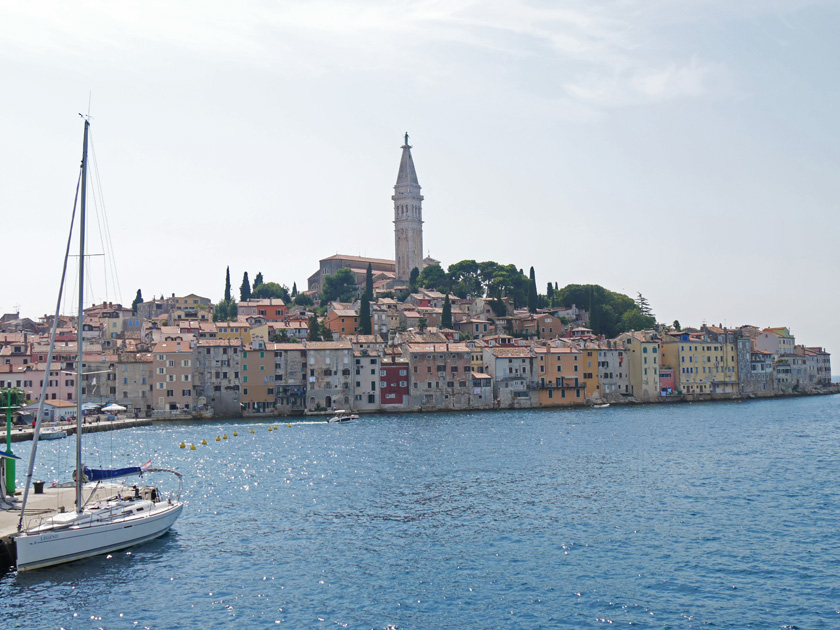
[216,320,252,344]
[661,332,738,395]
[534,346,584,406]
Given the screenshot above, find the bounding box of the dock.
[0,417,153,443]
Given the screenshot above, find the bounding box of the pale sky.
[2,1,839,359]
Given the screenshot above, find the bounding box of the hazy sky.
[3,1,839,357]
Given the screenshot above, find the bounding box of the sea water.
[1,395,839,629]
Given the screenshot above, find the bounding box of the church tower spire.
[393,133,424,283]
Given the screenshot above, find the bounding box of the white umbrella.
[102,404,127,412]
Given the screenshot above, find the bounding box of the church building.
[308,134,433,293]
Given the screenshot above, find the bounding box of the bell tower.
[393,133,424,283]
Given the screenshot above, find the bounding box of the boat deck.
[0,485,127,539]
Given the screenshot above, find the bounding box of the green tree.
[528,266,538,313]
[307,314,322,341]
[252,282,290,302]
[224,266,231,302]
[365,263,374,299]
[240,272,251,301]
[213,299,238,322]
[293,293,314,307]
[546,282,554,302]
[253,272,264,289]
[418,264,448,292]
[554,284,636,338]
[291,282,298,298]
[673,319,681,331]
[417,317,427,332]
[447,259,483,298]
[621,308,656,332]
[131,289,143,315]
[409,267,420,293]
[635,293,655,321]
[441,294,452,329]
[321,268,358,303]
[359,294,372,335]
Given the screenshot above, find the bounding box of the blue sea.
[2,395,839,629]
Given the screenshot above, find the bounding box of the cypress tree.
[291,282,298,298]
[365,263,374,300]
[528,266,538,314]
[254,272,264,289]
[240,272,251,301]
[442,294,452,329]
[308,314,321,341]
[409,267,420,293]
[359,294,372,335]
[224,266,231,302]
[131,289,143,315]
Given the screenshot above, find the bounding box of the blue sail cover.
[83,466,142,481]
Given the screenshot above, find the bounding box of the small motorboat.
[327,410,359,423]
[592,403,610,409]
[39,425,68,440]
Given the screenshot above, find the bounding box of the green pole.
[5,389,14,495]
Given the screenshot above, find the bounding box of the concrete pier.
[0,417,153,443]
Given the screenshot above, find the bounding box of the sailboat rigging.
[13,117,184,572]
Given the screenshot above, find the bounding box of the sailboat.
[13,118,184,572]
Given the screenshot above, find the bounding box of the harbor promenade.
[1,417,153,443]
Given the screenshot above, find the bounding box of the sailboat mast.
[75,118,89,510]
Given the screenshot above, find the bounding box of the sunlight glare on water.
[2,395,839,629]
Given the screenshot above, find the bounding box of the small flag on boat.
[141,459,152,471]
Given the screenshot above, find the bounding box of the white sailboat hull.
[15,501,183,572]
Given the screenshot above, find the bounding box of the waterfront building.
[755,327,795,358]
[379,355,411,408]
[596,340,630,396]
[617,331,661,401]
[803,346,832,385]
[115,352,153,414]
[660,332,738,395]
[241,345,276,414]
[484,346,536,408]
[192,339,241,416]
[270,343,307,414]
[304,340,353,412]
[533,345,584,406]
[353,349,381,412]
[151,341,194,412]
[405,342,472,410]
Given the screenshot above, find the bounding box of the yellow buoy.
[268,426,273,432]
[233,431,238,437]
[287,423,291,428]
[179,442,186,448]
[223,434,228,439]
[250,428,254,434]
[202,439,207,445]
[190,444,196,450]
[216,436,221,441]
